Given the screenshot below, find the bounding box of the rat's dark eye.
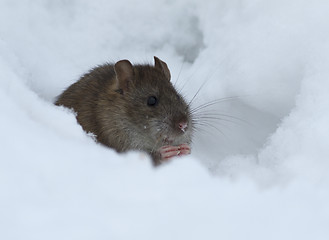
[147,96,158,106]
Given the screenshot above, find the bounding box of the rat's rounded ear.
[114,59,134,94]
[154,56,171,81]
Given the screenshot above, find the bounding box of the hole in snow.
[192,98,281,173]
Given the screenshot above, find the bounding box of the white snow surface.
[1,0,329,239]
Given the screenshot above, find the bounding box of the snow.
[1,0,329,239]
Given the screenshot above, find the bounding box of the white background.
[1,0,329,239]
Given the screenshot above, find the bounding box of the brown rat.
[55,57,193,165]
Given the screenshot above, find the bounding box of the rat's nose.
[178,121,188,133]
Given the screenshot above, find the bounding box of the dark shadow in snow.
[174,15,205,63]
[192,98,281,171]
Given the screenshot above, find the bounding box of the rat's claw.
[159,144,191,161]
[177,143,191,155]
[159,145,180,160]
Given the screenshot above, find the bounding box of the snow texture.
[1,0,329,239]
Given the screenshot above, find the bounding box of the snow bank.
[1,0,329,239]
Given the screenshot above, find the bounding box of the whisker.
[183,66,224,109]
[180,59,209,92]
[190,96,242,113]
[192,125,216,137]
[174,59,185,87]
[192,112,250,125]
[187,79,209,109]
[193,118,233,132]
[192,116,244,126]
[193,122,228,138]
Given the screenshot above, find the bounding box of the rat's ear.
[114,59,134,94]
[154,56,171,81]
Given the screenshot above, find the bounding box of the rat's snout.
[178,121,188,132]
[173,112,190,134]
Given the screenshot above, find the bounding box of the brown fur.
[55,57,193,165]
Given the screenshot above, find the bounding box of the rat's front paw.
[159,144,191,161]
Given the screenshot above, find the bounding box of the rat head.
[113,56,193,151]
